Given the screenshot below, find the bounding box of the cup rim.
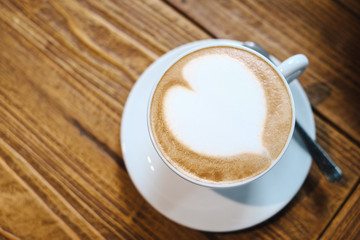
[146,40,296,189]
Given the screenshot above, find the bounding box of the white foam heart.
[163,54,268,156]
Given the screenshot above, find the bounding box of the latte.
[149,46,293,184]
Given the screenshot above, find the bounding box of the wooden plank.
[320,183,360,240]
[337,0,360,16]
[0,145,95,240]
[167,0,360,144]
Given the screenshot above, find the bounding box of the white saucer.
[121,39,315,232]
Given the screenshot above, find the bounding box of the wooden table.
[1,0,359,239]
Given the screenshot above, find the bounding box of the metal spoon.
[244,41,342,182]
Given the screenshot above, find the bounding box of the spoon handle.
[295,120,342,182]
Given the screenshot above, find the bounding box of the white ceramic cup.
[147,41,308,188]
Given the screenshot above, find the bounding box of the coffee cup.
[146,41,308,188]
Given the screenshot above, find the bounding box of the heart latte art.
[165,54,267,156]
[150,47,293,184]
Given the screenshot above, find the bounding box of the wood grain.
[0,0,359,239]
[167,0,360,144]
[320,183,360,240]
[0,145,83,240]
[337,0,360,16]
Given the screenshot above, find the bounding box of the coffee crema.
[149,46,293,184]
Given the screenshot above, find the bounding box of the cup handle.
[278,54,309,83]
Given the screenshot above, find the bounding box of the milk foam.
[163,54,268,156]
